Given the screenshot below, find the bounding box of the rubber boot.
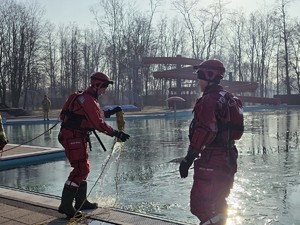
[75,181,98,210]
[58,187,83,219]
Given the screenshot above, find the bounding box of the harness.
[60,91,87,131]
[60,91,97,151]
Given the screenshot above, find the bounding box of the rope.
[68,110,126,224]
[0,121,60,159]
[69,143,117,224]
[111,110,126,208]
[112,141,123,208]
[68,142,124,224]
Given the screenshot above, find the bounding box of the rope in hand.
[0,121,60,159]
[69,110,126,224]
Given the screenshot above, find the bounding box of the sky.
[20,0,300,28]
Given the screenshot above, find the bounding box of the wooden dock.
[0,186,191,225]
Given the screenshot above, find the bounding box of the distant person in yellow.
[42,95,51,120]
[0,115,8,150]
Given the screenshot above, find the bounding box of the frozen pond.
[1,107,300,225]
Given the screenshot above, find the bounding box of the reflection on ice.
[288,184,300,223]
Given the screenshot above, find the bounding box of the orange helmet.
[195,59,225,82]
[90,72,113,88]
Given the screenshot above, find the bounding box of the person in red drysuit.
[58,72,130,219]
[179,59,243,225]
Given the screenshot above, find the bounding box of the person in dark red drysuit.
[179,59,244,225]
[58,72,130,219]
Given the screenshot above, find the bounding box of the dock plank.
[0,187,191,225]
[1,144,62,157]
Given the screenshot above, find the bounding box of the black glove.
[113,130,130,142]
[179,147,198,178]
[104,106,122,118]
[112,106,122,114]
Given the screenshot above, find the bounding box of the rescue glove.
[113,130,130,142]
[179,147,198,178]
[105,106,122,118]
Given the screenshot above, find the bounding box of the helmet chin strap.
[96,87,102,98]
[202,81,217,93]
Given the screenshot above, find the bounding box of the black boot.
[75,181,98,210]
[58,187,83,219]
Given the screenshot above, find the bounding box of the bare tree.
[256,12,277,97]
[0,6,8,106]
[41,22,60,96]
[81,29,104,88]
[93,0,126,103]
[58,24,82,93]
[277,0,292,95]
[22,4,44,110]
[172,0,201,58]
[289,21,300,93]
[246,13,259,84]
[0,0,44,108]
[226,11,247,82]
[173,0,226,59]
[92,0,160,105]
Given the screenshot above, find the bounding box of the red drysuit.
[58,87,114,188]
[189,84,239,224]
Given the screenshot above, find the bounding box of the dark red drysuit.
[58,87,114,189]
[189,84,239,224]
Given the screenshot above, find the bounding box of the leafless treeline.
[0,0,299,109]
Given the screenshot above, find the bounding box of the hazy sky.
[24,0,300,28]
